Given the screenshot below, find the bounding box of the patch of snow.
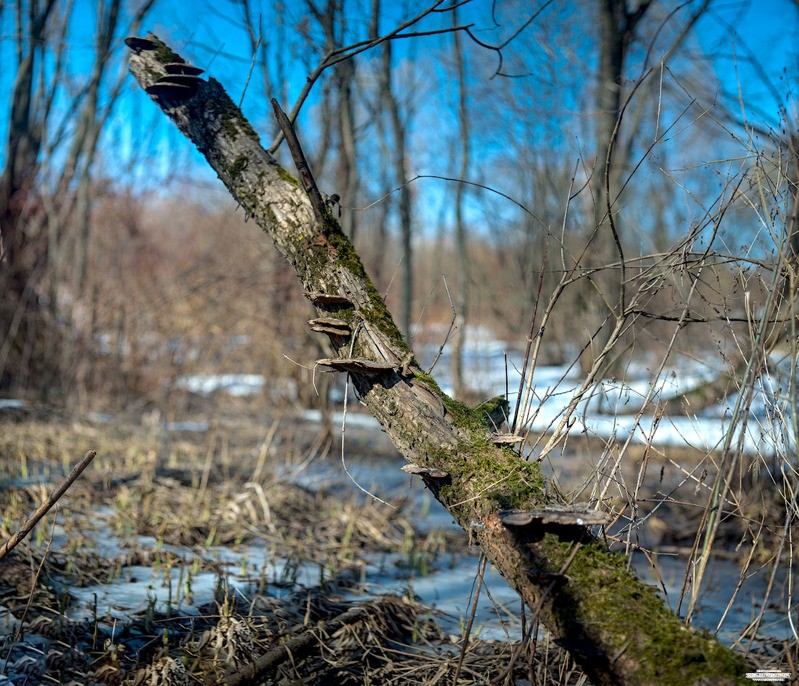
[176,374,265,397]
[167,420,210,433]
[0,399,25,410]
[300,409,381,430]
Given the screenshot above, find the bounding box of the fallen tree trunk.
[127,36,749,685]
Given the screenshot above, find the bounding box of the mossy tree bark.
[128,36,750,686]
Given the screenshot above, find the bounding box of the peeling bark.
[127,36,750,686]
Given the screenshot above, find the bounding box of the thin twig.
[224,600,395,686]
[339,324,395,509]
[239,33,262,108]
[0,450,97,561]
[452,554,487,685]
[1,511,59,675]
[270,98,326,223]
[425,274,457,375]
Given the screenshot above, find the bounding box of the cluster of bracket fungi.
[125,36,204,101]
[303,294,605,529]
[304,293,397,374]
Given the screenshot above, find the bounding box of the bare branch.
[0,450,97,561]
[267,0,470,154]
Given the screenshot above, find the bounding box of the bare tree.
[0,0,60,394]
[363,0,393,284]
[377,21,414,341]
[580,0,652,378]
[0,0,156,399]
[450,4,471,400]
[128,36,750,685]
[302,0,360,240]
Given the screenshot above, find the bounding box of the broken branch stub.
[315,357,396,375]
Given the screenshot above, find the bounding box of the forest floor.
[0,398,794,685]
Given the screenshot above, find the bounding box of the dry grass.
[0,411,592,685]
[1,403,795,683]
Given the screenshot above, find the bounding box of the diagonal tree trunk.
[127,36,749,686]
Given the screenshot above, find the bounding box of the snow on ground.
[176,373,266,397]
[169,329,795,457]
[412,333,794,456]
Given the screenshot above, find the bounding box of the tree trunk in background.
[128,36,750,686]
[378,35,413,341]
[593,0,637,238]
[303,0,359,242]
[72,0,121,295]
[367,0,391,285]
[336,55,359,240]
[0,0,60,396]
[451,7,470,400]
[581,0,650,377]
[0,0,154,400]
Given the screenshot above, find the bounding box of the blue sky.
[1,0,797,222]
[695,0,799,127]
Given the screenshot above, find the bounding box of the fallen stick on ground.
[224,598,399,686]
[0,449,97,561]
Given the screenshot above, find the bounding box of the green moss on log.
[435,439,544,514]
[214,93,260,142]
[147,35,182,64]
[276,165,299,186]
[228,155,247,179]
[326,227,409,353]
[536,535,749,684]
